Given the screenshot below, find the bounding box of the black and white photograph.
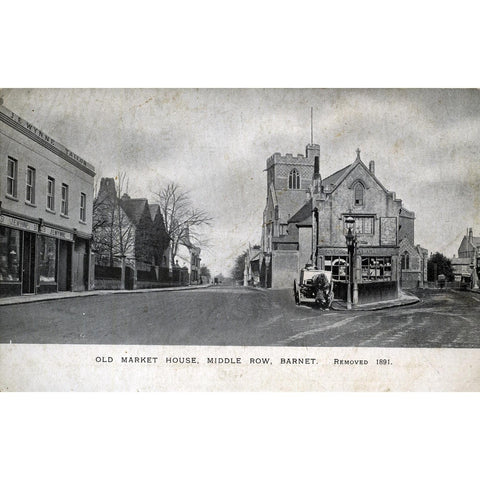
[0,88,479,391]
[1,4,479,480]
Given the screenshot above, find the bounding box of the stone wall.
[271,250,299,289]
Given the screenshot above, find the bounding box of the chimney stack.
[468,228,473,241]
[369,160,375,175]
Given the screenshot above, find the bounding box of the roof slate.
[121,198,149,225]
[322,163,352,187]
[288,199,312,225]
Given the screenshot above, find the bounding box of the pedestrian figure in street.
[312,272,333,309]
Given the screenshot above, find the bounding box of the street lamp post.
[345,217,356,310]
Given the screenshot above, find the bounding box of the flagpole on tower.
[311,107,313,144]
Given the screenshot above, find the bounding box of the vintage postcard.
[0,88,479,391]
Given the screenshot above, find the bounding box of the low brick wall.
[93,279,191,290]
[334,281,398,304]
[333,281,348,301]
[93,279,122,290]
[358,281,398,304]
[136,280,188,289]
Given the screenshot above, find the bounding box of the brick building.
[258,143,426,303]
[0,102,95,297]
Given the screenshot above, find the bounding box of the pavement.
[260,285,420,311]
[0,284,212,306]
[330,290,420,311]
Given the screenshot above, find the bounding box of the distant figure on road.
[438,274,446,289]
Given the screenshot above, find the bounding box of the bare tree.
[93,173,136,267]
[155,183,212,270]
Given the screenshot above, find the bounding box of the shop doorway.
[58,240,72,291]
[72,238,88,291]
[22,232,36,294]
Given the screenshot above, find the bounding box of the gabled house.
[93,178,137,267]
[93,178,169,273]
[120,195,154,267]
[148,203,171,270]
[457,228,480,288]
[458,228,480,261]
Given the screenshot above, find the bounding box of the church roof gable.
[322,154,389,195]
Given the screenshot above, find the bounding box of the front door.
[22,232,36,294]
[58,240,71,291]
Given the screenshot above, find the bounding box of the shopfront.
[317,246,400,304]
[0,213,77,297]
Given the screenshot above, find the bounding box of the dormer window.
[354,183,364,206]
[288,169,300,190]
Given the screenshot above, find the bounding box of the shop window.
[80,193,87,222]
[324,256,349,281]
[354,183,364,206]
[38,236,57,283]
[0,227,21,282]
[26,166,36,204]
[401,251,410,270]
[344,216,374,235]
[47,177,55,211]
[7,157,18,198]
[288,169,300,190]
[61,183,69,216]
[361,256,392,281]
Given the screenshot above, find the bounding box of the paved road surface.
[0,287,479,347]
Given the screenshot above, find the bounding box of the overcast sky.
[1,88,479,275]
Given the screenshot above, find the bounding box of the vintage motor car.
[293,265,334,308]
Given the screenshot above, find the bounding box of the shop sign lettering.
[0,214,38,232]
[40,225,74,241]
[2,106,88,167]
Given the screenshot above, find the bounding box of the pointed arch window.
[288,169,300,190]
[354,183,364,206]
[401,251,410,270]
